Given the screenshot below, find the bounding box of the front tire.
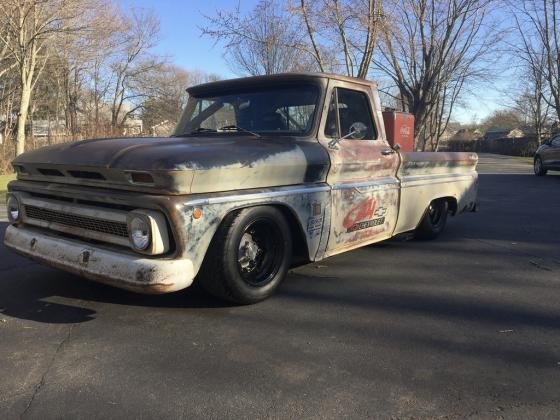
[415,199,449,240]
[198,206,292,304]
[534,156,547,176]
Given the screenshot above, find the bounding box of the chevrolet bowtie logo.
[374,207,387,217]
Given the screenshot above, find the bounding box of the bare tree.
[203,0,384,78]
[141,66,220,136]
[0,13,17,79]
[509,38,551,141]
[479,109,525,131]
[291,0,385,78]
[374,0,499,150]
[82,6,124,137]
[140,65,189,134]
[0,0,93,155]
[52,0,116,139]
[202,0,315,75]
[510,0,560,137]
[106,8,166,132]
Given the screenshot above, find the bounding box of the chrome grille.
[24,205,129,237]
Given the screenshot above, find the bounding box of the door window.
[324,88,377,140]
[552,137,560,147]
[324,91,339,138]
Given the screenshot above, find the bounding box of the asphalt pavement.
[1,154,559,418]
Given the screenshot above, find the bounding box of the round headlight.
[6,195,21,222]
[129,216,151,250]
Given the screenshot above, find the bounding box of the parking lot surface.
[1,154,559,418]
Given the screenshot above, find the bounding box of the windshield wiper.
[219,125,261,138]
[184,127,218,135]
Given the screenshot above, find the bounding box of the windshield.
[173,84,319,137]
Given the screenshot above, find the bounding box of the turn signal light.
[193,208,202,219]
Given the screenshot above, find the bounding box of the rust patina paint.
[4,73,478,294]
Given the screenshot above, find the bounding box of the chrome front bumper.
[4,225,194,294]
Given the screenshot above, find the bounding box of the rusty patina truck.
[4,73,478,304]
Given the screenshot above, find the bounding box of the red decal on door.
[343,197,376,229]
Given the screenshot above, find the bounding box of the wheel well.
[272,205,311,264]
[440,196,458,215]
[220,203,311,264]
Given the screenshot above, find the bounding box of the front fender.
[174,185,332,277]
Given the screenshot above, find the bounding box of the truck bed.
[394,152,478,235]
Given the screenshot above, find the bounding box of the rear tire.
[534,156,547,176]
[415,199,449,240]
[198,206,292,304]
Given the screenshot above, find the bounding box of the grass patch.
[0,173,16,204]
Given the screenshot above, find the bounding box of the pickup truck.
[4,73,478,304]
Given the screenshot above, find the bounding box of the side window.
[323,88,377,140]
[552,137,560,147]
[337,88,376,139]
[324,91,339,138]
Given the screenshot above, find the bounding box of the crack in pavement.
[20,324,74,419]
[466,237,558,272]
[529,260,553,272]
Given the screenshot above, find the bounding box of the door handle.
[381,149,396,156]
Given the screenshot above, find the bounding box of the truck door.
[319,81,400,256]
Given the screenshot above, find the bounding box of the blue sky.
[120,0,506,124]
[120,0,257,78]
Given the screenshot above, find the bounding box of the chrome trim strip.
[185,178,403,207]
[401,173,476,188]
[400,172,476,184]
[331,177,400,190]
[184,184,331,206]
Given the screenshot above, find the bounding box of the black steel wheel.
[415,199,449,240]
[237,219,284,287]
[199,206,292,304]
[534,156,547,176]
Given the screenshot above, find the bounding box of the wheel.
[198,206,292,304]
[415,199,449,240]
[534,156,547,176]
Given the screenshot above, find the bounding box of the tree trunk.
[16,84,32,156]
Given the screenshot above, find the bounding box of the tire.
[415,199,449,240]
[534,156,547,176]
[198,206,292,304]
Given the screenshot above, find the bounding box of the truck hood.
[13,136,330,194]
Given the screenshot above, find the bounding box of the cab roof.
[187,72,378,96]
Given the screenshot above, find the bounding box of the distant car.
[534,135,560,176]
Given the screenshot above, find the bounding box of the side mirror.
[348,122,367,140]
[328,122,368,149]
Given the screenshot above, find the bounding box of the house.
[150,120,175,137]
[30,119,67,138]
[123,118,143,136]
[449,128,481,142]
[484,127,524,141]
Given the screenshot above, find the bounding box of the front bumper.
[4,225,194,294]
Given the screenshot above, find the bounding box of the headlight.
[127,210,170,255]
[6,194,21,223]
[128,215,151,250]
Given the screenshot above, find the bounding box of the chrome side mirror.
[328,122,367,149]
